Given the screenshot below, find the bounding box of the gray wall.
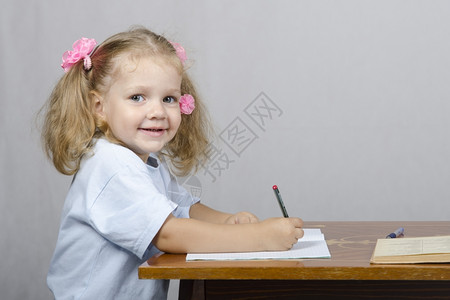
[2,0,450,299]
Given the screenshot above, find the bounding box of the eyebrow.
[126,86,181,95]
[165,88,182,95]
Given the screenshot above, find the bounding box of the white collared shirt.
[47,138,199,299]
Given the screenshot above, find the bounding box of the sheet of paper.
[373,235,450,257]
[186,228,331,261]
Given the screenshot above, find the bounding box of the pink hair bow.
[61,37,97,72]
[179,94,195,114]
[169,41,187,64]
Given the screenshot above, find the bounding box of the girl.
[41,26,303,299]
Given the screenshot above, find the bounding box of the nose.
[146,100,167,119]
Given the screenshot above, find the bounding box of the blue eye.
[130,95,145,102]
[163,96,176,104]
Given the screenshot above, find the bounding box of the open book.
[186,228,331,261]
[370,235,450,264]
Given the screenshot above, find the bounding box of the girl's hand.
[225,211,259,224]
[259,217,304,251]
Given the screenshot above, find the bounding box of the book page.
[422,236,450,253]
[373,235,450,257]
[186,228,331,261]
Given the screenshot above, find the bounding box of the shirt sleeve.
[88,165,177,259]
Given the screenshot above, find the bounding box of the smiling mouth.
[142,128,164,132]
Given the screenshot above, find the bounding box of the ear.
[91,91,106,120]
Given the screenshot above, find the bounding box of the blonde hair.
[41,26,211,176]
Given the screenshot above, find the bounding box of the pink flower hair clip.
[169,41,187,64]
[61,37,97,72]
[179,94,195,114]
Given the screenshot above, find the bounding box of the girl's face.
[95,56,182,162]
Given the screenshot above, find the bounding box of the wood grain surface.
[139,222,450,299]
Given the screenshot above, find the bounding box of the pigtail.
[42,27,213,176]
[42,64,96,175]
[165,73,212,177]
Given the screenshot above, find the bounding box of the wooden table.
[139,221,450,299]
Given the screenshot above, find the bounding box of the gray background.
[2,0,450,299]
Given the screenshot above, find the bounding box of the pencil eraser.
[272,185,278,190]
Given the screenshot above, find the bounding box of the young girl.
[41,26,303,299]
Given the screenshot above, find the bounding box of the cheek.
[174,114,182,129]
[104,106,135,133]
[170,112,182,131]
[103,107,118,129]
[107,104,132,123]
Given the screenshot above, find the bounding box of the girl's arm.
[152,212,304,254]
[189,202,259,224]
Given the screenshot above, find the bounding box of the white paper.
[186,228,331,261]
